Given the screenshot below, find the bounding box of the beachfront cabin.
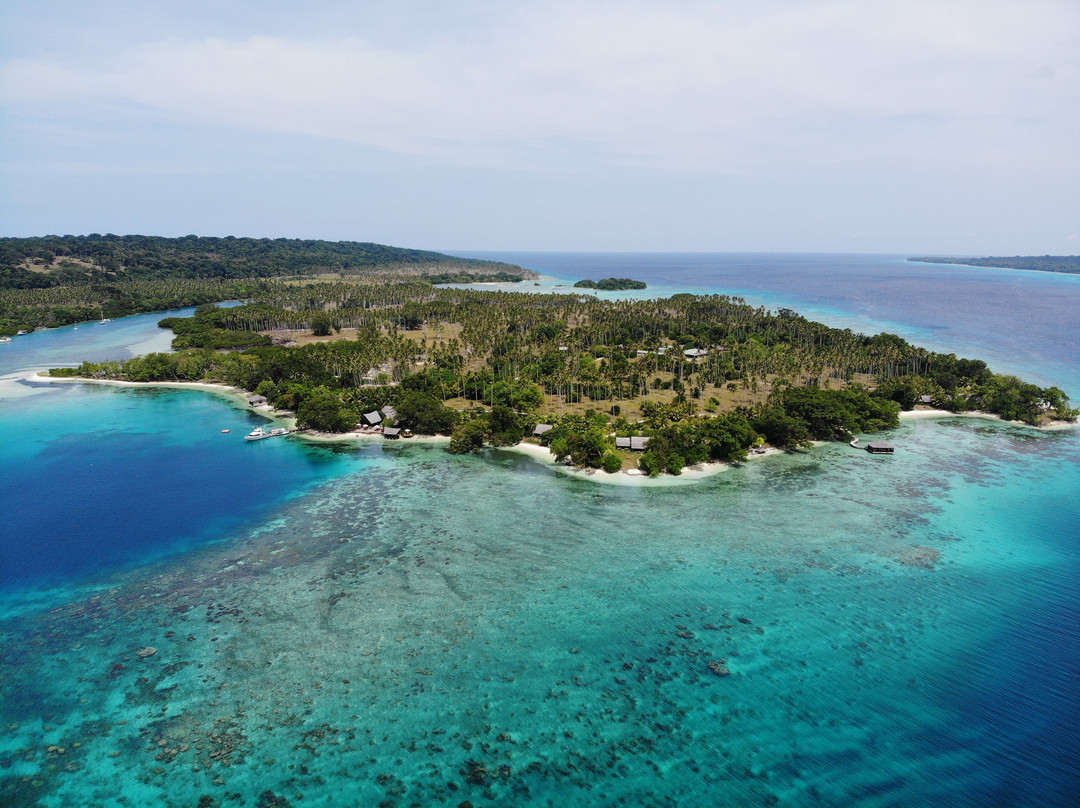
[533,424,553,437]
[383,427,401,439]
[616,436,650,451]
[866,441,895,455]
[248,395,268,407]
[381,405,397,419]
[362,410,383,426]
[919,395,934,405]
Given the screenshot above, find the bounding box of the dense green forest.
[574,278,648,290]
[0,234,534,289]
[0,236,535,334]
[909,255,1080,274]
[48,280,1075,475]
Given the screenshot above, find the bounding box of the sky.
[1,0,1078,254]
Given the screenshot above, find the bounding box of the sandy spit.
[900,407,1078,430]
[502,441,783,487]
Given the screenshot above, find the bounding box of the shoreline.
[29,374,1077,486]
[899,407,1078,431]
[502,441,785,487]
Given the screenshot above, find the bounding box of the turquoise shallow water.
[1,257,1079,806]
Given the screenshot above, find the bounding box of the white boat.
[99,318,112,325]
[245,426,289,441]
[0,337,11,343]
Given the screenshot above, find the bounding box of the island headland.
[3,235,1073,480]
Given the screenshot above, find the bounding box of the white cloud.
[3,0,1077,176]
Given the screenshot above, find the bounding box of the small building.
[383,427,401,439]
[919,395,933,405]
[533,424,553,436]
[362,410,383,426]
[616,436,650,451]
[866,441,895,455]
[247,395,268,407]
[381,405,397,419]
[683,348,708,359]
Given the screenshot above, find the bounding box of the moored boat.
[245,426,289,441]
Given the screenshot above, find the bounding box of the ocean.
[1,254,1077,807]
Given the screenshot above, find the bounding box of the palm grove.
[5,235,1073,475]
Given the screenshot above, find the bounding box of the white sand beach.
[503,441,783,487]
[900,407,1078,430]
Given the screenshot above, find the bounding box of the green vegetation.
[0,234,534,287]
[909,255,1080,274]
[425,271,530,284]
[159,304,273,350]
[0,235,534,334]
[0,278,269,335]
[573,278,648,290]
[25,238,1072,475]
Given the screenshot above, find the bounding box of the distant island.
[0,234,534,289]
[0,235,535,333]
[573,278,647,290]
[909,255,1080,274]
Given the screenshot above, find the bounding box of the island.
[0,234,535,334]
[909,255,1080,274]
[573,278,647,290]
[12,235,1070,479]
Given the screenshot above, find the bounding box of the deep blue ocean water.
[1,255,1077,807]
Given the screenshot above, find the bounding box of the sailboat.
[99,307,112,325]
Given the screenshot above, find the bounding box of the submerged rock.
[707,660,731,677]
[894,545,941,569]
[136,647,158,658]
[463,758,489,785]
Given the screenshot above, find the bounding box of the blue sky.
[2,0,1078,253]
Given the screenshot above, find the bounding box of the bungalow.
[683,348,708,359]
[919,395,934,405]
[866,441,895,455]
[381,405,397,419]
[616,436,650,451]
[247,395,268,407]
[362,410,383,426]
[533,423,553,437]
[382,427,402,439]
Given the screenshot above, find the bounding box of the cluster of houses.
[360,405,410,438]
[248,395,411,438]
[532,423,650,451]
